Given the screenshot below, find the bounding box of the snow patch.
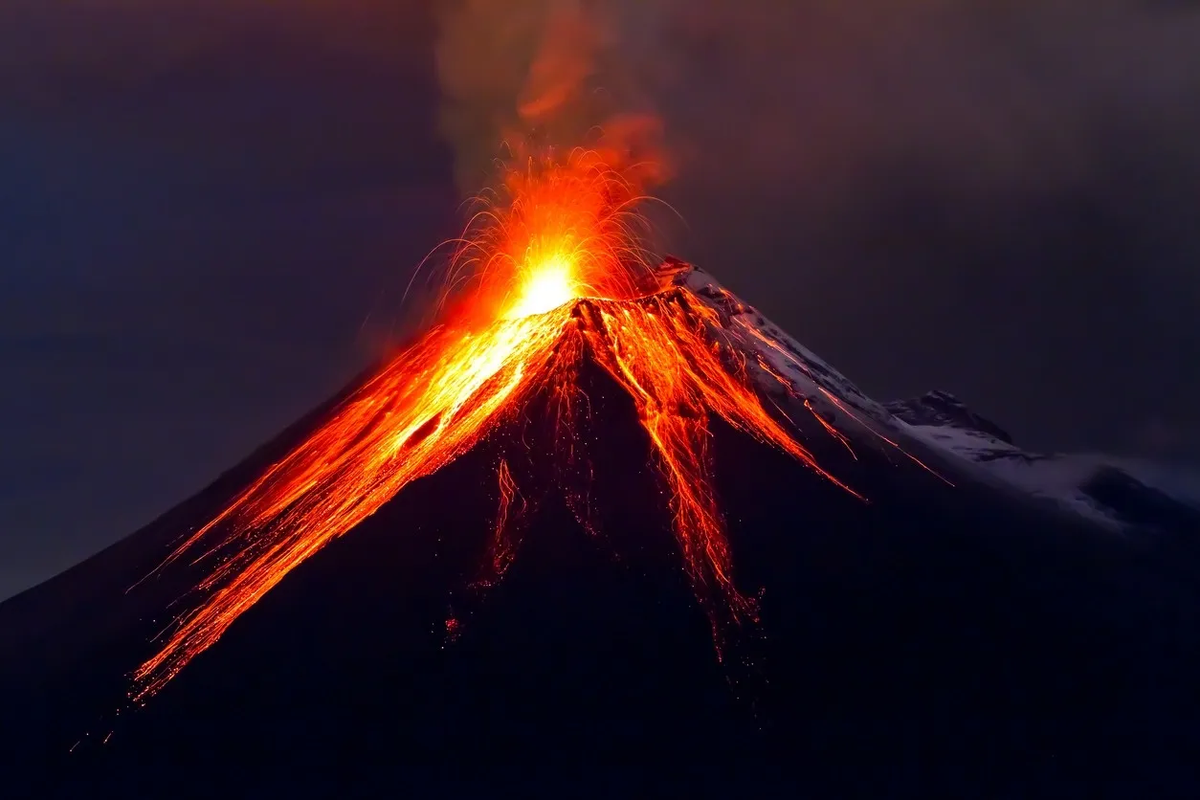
[893,413,1200,531]
[897,422,1121,525]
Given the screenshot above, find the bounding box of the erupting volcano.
[129,148,893,703]
[6,2,1200,791]
[5,144,1199,790]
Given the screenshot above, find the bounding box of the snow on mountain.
[886,391,1200,531]
[675,261,1199,532]
[675,261,895,430]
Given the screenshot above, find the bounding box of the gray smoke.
[434,0,666,192]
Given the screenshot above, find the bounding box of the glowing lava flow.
[131,150,862,702]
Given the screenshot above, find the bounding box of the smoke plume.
[433,0,666,193]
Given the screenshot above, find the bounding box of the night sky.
[3,0,1198,601]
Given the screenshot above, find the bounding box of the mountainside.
[3,262,1199,793]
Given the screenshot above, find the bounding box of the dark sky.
[2,0,1198,600]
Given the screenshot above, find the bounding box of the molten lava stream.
[130,151,865,703]
[133,304,575,701]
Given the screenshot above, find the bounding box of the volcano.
[3,255,1199,793]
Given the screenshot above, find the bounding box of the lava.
[129,147,869,703]
[487,457,527,584]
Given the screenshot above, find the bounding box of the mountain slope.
[2,262,1198,793]
[887,390,1200,530]
[682,260,1199,531]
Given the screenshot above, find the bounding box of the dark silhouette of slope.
[3,347,1199,795]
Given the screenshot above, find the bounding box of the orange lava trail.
[130,149,872,703]
[579,296,867,638]
[486,457,527,583]
[754,352,858,459]
[739,320,953,486]
[814,386,955,486]
[133,307,575,701]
